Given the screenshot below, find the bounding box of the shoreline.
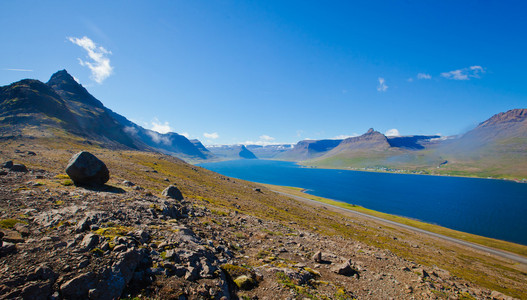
[294,161,527,184]
[261,183,527,260]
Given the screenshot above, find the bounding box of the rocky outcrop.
[161,185,184,200]
[65,151,109,185]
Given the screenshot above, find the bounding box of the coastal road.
[273,190,527,265]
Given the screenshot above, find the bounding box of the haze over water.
[199,159,527,245]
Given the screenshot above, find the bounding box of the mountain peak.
[48,69,76,85]
[366,128,375,134]
[478,108,527,128]
[47,70,104,109]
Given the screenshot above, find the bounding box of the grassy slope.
[303,144,527,180]
[1,132,526,298]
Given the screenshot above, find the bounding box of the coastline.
[261,183,527,259]
[294,161,527,184]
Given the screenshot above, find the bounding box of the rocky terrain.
[0,137,525,299]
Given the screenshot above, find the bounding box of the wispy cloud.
[417,73,431,80]
[385,129,400,136]
[242,135,279,146]
[441,65,485,80]
[180,132,190,138]
[332,134,358,140]
[3,68,33,72]
[204,132,219,139]
[377,77,388,92]
[68,36,113,84]
[148,118,173,134]
[147,131,172,145]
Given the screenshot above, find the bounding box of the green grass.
[0,218,27,229]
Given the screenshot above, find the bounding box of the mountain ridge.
[0,70,211,161]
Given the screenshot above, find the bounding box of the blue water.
[198,159,527,245]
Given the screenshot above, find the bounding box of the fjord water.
[199,160,527,245]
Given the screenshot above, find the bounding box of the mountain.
[245,144,294,159]
[432,109,527,177]
[0,70,211,161]
[278,139,343,161]
[207,144,258,160]
[190,139,215,159]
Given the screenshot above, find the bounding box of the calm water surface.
[199,159,527,245]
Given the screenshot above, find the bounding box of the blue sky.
[1,1,526,145]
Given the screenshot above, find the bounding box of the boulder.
[65,151,109,185]
[161,185,184,200]
[332,260,357,276]
[234,275,255,290]
[10,164,28,172]
[60,272,97,299]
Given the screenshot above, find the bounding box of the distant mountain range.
[1,70,525,178]
[0,70,212,161]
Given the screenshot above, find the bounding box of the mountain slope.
[0,70,211,161]
[278,139,342,161]
[207,144,258,160]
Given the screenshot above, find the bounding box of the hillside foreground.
[0,135,526,299]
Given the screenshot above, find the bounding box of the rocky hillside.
[0,70,211,162]
[0,135,525,299]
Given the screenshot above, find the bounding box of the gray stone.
[60,272,96,299]
[2,161,13,169]
[79,233,100,252]
[92,248,144,300]
[10,164,28,172]
[313,251,322,263]
[65,151,109,185]
[162,185,184,200]
[332,260,357,276]
[20,282,53,300]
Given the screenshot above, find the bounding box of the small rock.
[113,244,128,252]
[60,272,96,299]
[332,260,357,276]
[122,180,135,187]
[234,275,255,290]
[10,164,28,172]
[312,251,322,263]
[162,185,184,200]
[27,151,37,156]
[2,161,13,169]
[79,234,100,252]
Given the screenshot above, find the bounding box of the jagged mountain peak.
[47,69,104,109]
[477,108,527,128]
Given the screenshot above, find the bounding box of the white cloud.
[385,129,400,136]
[3,68,33,72]
[377,77,388,92]
[204,132,219,139]
[147,131,172,145]
[181,132,190,138]
[407,78,414,82]
[68,36,113,84]
[149,118,173,134]
[332,134,359,140]
[242,134,280,146]
[259,135,275,141]
[123,126,138,136]
[441,65,485,80]
[417,73,431,80]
